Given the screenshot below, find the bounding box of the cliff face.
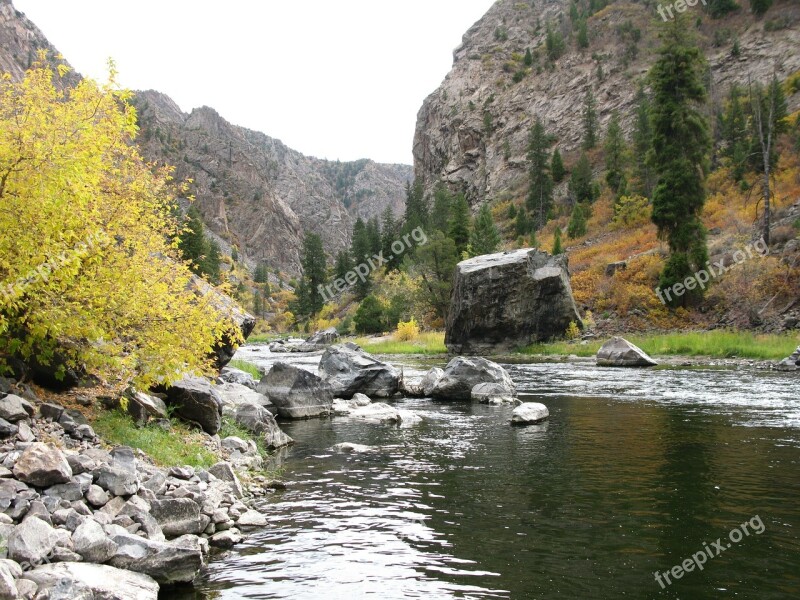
[413,0,800,205]
[133,92,412,275]
[0,0,411,276]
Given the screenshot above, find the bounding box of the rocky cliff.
[0,0,411,276]
[133,92,412,275]
[413,0,800,205]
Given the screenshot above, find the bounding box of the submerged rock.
[596,337,658,367]
[511,403,550,425]
[319,345,400,399]
[471,382,517,404]
[431,357,516,401]
[446,249,582,354]
[257,363,333,419]
[331,442,378,454]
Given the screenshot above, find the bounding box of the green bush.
[354,295,386,334]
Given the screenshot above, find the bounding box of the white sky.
[14,0,495,165]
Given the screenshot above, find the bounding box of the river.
[183,347,800,599]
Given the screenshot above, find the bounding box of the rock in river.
[511,403,550,425]
[446,248,582,353]
[318,344,400,399]
[257,363,333,419]
[596,337,658,367]
[431,357,515,401]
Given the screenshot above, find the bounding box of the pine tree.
[298,233,327,316]
[567,203,590,238]
[431,184,453,234]
[448,194,471,256]
[648,16,711,305]
[552,228,563,254]
[721,84,749,181]
[582,89,599,150]
[551,148,566,183]
[179,206,207,272]
[705,0,739,18]
[515,207,531,237]
[545,22,566,62]
[570,152,597,204]
[632,84,655,197]
[200,239,221,285]
[507,204,518,220]
[577,20,589,49]
[526,117,554,230]
[604,111,628,197]
[350,218,372,299]
[254,263,270,284]
[469,204,502,257]
[524,48,534,66]
[333,250,353,282]
[750,0,773,16]
[403,179,427,235]
[380,206,401,271]
[411,231,459,321]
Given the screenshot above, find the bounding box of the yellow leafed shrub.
[395,318,420,341]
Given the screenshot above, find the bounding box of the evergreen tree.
[567,203,590,239]
[469,204,502,257]
[354,295,386,334]
[366,217,382,256]
[515,207,532,237]
[545,22,566,62]
[577,20,589,49]
[380,206,401,271]
[254,263,270,284]
[552,227,563,255]
[524,48,534,66]
[582,89,599,150]
[179,206,207,272]
[298,233,327,316]
[648,16,711,305]
[350,218,372,299]
[551,148,566,183]
[526,117,554,230]
[507,203,518,220]
[721,84,749,181]
[750,0,773,16]
[570,152,598,204]
[706,0,739,18]
[448,194,472,256]
[403,179,428,234]
[430,184,453,234]
[604,111,628,197]
[199,239,221,284]
[334,250,353,282]
[632,83,655,197]
[252,289,265,318]
[412,231,459,321]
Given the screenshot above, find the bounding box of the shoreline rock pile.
[0,381,270,599]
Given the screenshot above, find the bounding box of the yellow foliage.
[395,318,420,341]
[0,57,239,387]
[565,321,581,340]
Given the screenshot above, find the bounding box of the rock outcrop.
[446,249,582,353]
[596,337,658,367]
[319,345,400,399]
[431,357,516,401]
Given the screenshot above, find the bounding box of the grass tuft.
[92,410,218,468]
[227,359,263,379]
[353,331,447,355]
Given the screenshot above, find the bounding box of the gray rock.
[350,402,401,424]
[8,516,57,567]
[294,327,340,352]
[219,367,258,389]
[0,560,17,600]
[15,421,34,443]
[22,562,158,600]
[777,345,800,370]
[218,382,272,413]
[93,464,139,496]
[15,578,36,600]
[66,454,96,476]
[121,389,168,425]
[209,529,242,549]
[446,249,582,353]
[208,462,244,498]
[0,420,16,439]
[511,403,550,425]
[318,345,400,399]
[471,382,517,404]
[421,367,444,397]
[236,509,267,528]
[85,485,109,508]
[168,466,195,480]
[257,363,333,419]
[72,519,117,563]
[38,403,64,422]
[44,482,84,502]
[108,530,205,584]
[0,395,30,422]
[431,357,516,401]
[332,442,377,454]
[12,443,72,487]
[220,436,249,453]
[149,498,207,537]
[159,376,223,434]
[596,337,658,367]
[232,403,293,450]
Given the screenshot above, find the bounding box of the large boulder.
[777,346,800,370]
[446,248,582,353]
[22,562,159,600]
[159,376,223,434]
[431,357,516,401]
[257,363,333,419]
[12,443,72,487]
[596,337,658,367]
[188,274,255,369]
[231,403,293,450]
[107,528,205,584]
[318,345,400,399]
[72,519,117,563]
[7,516,58,566]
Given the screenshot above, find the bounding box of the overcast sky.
[14,0,495,165]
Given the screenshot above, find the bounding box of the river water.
[186,348,800,599]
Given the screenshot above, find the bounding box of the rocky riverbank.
[0,377,274,599]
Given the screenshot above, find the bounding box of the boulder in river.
[257,363,333,419]
[446,248,582,354]
[293,327,340,352]
[511,403,550,425]
[431,357,515,401]
[777,346,800,370]
[596,337,658,367]
[318,344,400,399]
[471,382,517,405]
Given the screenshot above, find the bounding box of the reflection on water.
[184,355,800,599]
